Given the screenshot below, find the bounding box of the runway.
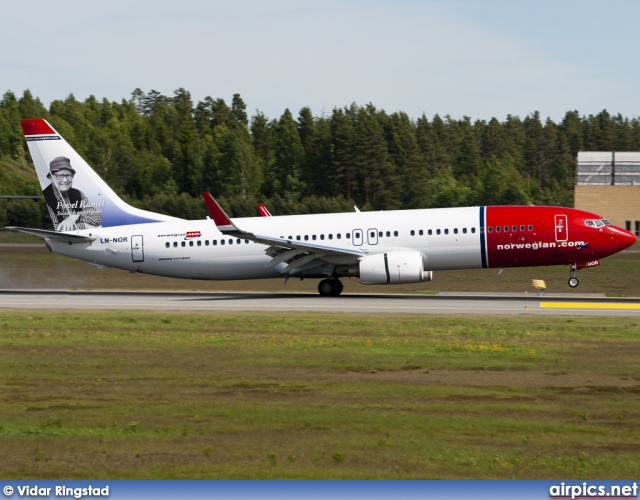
[2,290,640,316]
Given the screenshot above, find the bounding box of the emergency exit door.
[554,215,568,242]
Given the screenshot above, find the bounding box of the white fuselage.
[47,207,484,280]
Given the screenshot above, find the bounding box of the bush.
[5,198,42,227]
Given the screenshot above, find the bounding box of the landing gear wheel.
[318,279,334,296]
[317,278,344,296]
[568,264,579,288]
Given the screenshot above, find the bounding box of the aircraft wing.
[4,226,96,244]
[201,193,365,275]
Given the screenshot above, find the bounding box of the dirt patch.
[272,366,640,389]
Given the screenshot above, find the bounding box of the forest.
[1,88,640,229]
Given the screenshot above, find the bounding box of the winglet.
[257,204,272,217]
[201,192,241,234]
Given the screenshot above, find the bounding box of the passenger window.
[165,242,170,248]
[312,235,317,240]
[520,225,525,232]
[320,235,324,240]
[221,240,225,245]
[337,234,342,239]
[296,236,301,240]
[472,227,476,234]
[173,242,177,247]
[197,240,201,246]
[304,235,309,241]
[444,229,449,235]
[181,241,186,247]
[346,233,350,239]
[528,225,533,231]
[419,230,423,235]
[394,231,398,237]
[488,227,493,233]
[237,239,241,244]
[329,234,333,240]
[512,225,517,232]
[436,229,441,235]
[496,226,500,233]
[428,229,433,235]
[463,228,467,234]
[410,230,415,236]
[245,239,249,244]
[453,228,458,234]
[480,227,484,233]
[189,241,194,247]
[386,231,391,237]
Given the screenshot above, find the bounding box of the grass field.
[1,236,639,479]
[0,311,639,479]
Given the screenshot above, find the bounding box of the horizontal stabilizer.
[4,226,96,243]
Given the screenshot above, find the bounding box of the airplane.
[5,118,636,296]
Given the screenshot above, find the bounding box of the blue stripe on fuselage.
[479,206,487,268]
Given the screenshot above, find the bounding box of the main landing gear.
[568,264,579,288]
[318,278,344,296]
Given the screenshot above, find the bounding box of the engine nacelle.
[359,251,429,284]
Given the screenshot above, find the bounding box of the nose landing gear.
[318,278,344,296]
[568,264,579,288]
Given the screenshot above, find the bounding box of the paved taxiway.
[2,290,640,316]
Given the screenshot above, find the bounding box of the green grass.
[0,311,639,479]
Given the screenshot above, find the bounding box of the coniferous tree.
[5,86,640,220]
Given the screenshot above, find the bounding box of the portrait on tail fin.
[43,156,103,231]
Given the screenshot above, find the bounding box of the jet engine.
[359,251,431,284]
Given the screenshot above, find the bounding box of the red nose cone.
[611,226,637,252]
[623,229,637,248]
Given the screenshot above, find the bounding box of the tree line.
[2,88,640,228]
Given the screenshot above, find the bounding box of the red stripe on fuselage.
[20,119,56,136]
[484,206,625,268]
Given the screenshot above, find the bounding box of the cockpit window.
[585,219,611,228]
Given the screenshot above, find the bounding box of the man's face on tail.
[48,156,77,194]
[52,168,74,193]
